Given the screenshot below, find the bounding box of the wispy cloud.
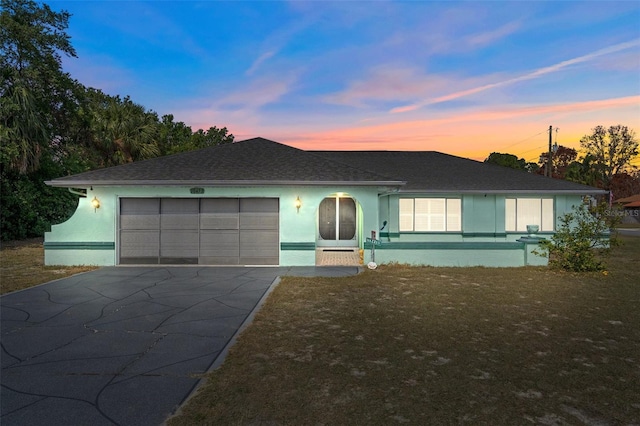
[322,66,450,107]
[465,21,522,48]
[172,72,300,133]
[390,39,640,113]
[245,51,277,76]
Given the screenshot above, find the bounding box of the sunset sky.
[55,1,640,165]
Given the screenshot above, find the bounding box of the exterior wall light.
[294,196,302,213]
[91,196,100,212]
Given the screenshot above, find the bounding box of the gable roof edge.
[45,179,407,188]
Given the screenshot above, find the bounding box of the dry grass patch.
[0,239,97,295]
[171,237,640,425]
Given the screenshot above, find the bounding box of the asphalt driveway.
[1,266,359,426]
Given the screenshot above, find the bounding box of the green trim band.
[44,242,115,250]
[364,241,523,250]
[280,242,316,250]
[462,232,508,238]
[380,232,400,238]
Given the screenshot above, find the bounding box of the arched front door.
[317,196,357,247]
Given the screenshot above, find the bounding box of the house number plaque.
[190,187,205,194]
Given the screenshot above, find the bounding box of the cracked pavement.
[1,266,359,425]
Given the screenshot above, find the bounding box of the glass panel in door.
[339,198,356,240]
[319,197,337,240]
[318,196,357,246]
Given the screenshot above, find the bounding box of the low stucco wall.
[363,240,548,267]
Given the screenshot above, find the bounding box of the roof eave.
[45,179,407,188]
[397,189,607,194]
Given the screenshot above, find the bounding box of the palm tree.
[89,94,160,167]
[0,80,48,173]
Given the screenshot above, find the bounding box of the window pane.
[414,199,430,231]
[517,198,541,232]
[430,199,446,231]
[505,199,516,231]
[399,199,414,231]
[416,199,445,231]
[446,199,461,231]
[542,198,554,231]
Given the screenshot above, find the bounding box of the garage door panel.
[201,199,239,230]
[120,230,159,256]
[240,230,279,265]
[240,198,279,230]
[121,215,160,230]
[159,257,198,265]
[240,198,278,213]
[201,198,239,213]
[200,230,239,256]
[161,230,199,258]
[162,199,199,230]
[240,213,278,230]
[162,198,199,213]
[120,198,160,230]
[120,257,159,265]
[239,256,279,265]
[161,214,199,230]
[200,214,238,230]
[121,198,160,214]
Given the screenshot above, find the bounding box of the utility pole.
[546,125,553,177]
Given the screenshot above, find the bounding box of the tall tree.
[87,92,160,167]
[169,126,234,155]
[537,145,577,179]
[564,154,603,187]
[579,125,639,187]
[157,114,194,156]
[0,0,77,173]
[609,171,640,200]
[485,152,526,170]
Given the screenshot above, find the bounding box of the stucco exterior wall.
[45,187,586,267]
[365,193,588,267]
[45,185,381,266]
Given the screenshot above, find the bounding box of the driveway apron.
[1,266,358,426]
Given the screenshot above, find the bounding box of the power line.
[499,130,548,151]
[519,145,545,157]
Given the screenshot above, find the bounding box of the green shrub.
[535,202,619,272]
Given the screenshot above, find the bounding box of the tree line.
[1,0,233,240]
[485,125,640,200]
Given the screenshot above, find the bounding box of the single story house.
[613,194,640,224]
[44,137,605,267]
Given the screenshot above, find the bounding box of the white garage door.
[119,198,279,265]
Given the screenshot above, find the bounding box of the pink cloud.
[391,39,640,113]
[323,66,450,107]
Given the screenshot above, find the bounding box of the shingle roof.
[48,138,403,187]
[48,137,604,194]
[313,151,604,193]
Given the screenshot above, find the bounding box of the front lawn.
[0,239,97,295]
[170,235,640,425]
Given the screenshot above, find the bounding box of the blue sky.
[54,1,640,163]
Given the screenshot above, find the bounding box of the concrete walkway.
[1,266,359,426]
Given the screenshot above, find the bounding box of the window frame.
[505,197,554,232]
[399,197,462,232]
